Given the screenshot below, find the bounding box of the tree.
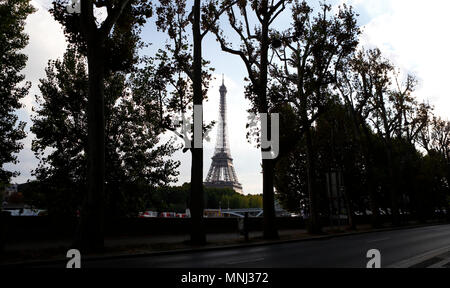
[415,151,449,220]
[269,1,359,233]
[341,48,435,225]
[156,0,235,244]
[31,47,179,217]
[420,116,450,161]
[273,104,307,214]
[275,101,364,226]
[51,0,152,251]
[212,0,291,240]
[419,115,450,217]
[335,50,384,226]
[361,49,411,225]
[389,75,430,146]
[0,0,35,183]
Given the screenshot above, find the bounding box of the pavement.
[3,223,450,268]
[3,229,308,252]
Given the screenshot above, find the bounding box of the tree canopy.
[31,47,179,217]
[0,0,35,183]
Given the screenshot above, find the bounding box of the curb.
[2,222,449,267]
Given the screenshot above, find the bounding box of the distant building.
[204,75,243,194]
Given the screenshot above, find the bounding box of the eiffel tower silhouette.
[204,75,243,194]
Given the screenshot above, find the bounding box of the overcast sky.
[5,0,450,195]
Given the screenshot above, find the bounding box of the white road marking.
[387,244,450,268]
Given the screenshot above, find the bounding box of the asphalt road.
[42,224,450,268]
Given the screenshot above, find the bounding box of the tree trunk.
[79,35,106,252]
[344,193,356,230]
[340,171,356,230]
[385,144,400,226]
[447,164,450,222]
[378,96,400,226]
[262,158,278,239]
[360,120,381,228]
[260,9,278,240]
[296,51,321,233]
[304,124,321,233]
[189,0,206,245]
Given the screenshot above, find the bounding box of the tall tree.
[212,0,290,240]
[419,115,450,215]
[31,47,179,218]
[349,49,425,225]
[270,1,359,233]
[273,104,308,215]
[156,0,235,244]
[335,50,384,226]
[363,49,405,225]
[51,0,152,251]
[0,0,34,183]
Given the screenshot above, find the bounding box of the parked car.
[3,208,45,216]
[160,212,176,218]
[138,211,158,218]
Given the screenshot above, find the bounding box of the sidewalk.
[2,229,310,257]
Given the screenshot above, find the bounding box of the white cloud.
[23,0,67,114]
[356,0,450,119]
[21,0,67,114]
[339,0,390,17]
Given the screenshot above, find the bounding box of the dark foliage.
[30,48,179,217]
[0,0,34,183]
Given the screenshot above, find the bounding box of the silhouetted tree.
[212,0,291,240]
[270,1,359,233]
[419,115,450,218]
[361,49,408,225]
[31,47,179,217]
[273,104,307,214]
[336,50,384,226]
[51,0,152,251]
[156,0,236,244]
[0,0,35,183]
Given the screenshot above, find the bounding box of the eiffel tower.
[204,75,243,194]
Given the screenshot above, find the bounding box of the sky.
[4,0,450,195]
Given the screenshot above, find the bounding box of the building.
[204,76,243,194]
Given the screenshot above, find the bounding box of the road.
[40,224,450,268]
